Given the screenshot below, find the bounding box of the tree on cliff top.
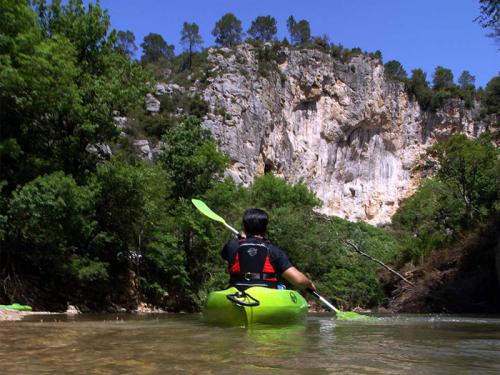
[212,13,243,47]
[180,22,203,69]
[384,60,407,80]
[458,70,476,90]
[248,15,277,42]
[287,16,311,45]
[432,66,455,90]
[141,33,175,64]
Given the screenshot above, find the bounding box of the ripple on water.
[0,313,499,374]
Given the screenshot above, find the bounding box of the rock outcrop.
[200,44,490,224]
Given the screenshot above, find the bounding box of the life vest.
[229,238,278,289]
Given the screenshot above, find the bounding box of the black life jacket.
[229,237,278,289]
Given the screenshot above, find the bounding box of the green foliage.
[384,60,407,80]
[7,172,95,258]
[180,22,203,70]
[458,70,476,90]
[256,43,280,78]
[115,30,137,58]
[250,174,320,210]
[432,66,454,90]
[287,16,311,45]
[430,134,499,220]
[212,13,243,47]
[160,116,228,199]
[393,179,465,259]
[393,135,500,262]
[483,75,500,118]
[0,0,150,190]
[140,33,174,64]
[248,15,277,42]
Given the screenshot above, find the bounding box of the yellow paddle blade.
[191,199,226,224]
[335,310,371,321]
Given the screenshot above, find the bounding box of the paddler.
[221,208,316,291]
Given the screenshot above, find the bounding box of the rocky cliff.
[136,45,490,224]
[197,44,490,225]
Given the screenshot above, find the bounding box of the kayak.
[0,303,32,311]
[203,286,308,326]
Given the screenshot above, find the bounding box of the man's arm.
[281,267,316,291]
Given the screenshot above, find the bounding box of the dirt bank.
[382,222,500,313]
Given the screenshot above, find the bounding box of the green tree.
[250,174,320,210]
[211,13,243,47]
[287,16,311,45]
[180,22,203,69]
[392,179,465,260]
[159,116,228,199]
[384,60,407,80]
[140,33,175,64]
[458,70,476,90]
[0,0,149,190]
[408,68,432,108]
[247,15,277,42]
[483,75,500,116]
[116,30,137,57]
[432,66,454,90]
[430,134,500,221]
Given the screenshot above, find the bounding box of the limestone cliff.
[197,44,489,225]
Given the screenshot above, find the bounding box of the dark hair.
[242,208,268,236]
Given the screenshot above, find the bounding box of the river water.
[1,313,499,374]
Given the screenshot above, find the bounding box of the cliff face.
[200,44,487,225]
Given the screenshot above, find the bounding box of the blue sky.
[95,0,498,87]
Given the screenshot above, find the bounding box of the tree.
[458,70,476,90]
[483,75,500,116]
[475,0,500,45]
[116,30,137,57]
[247,15,277,42]
[384,60,407,80]
[160,116,228,199]
[180,22,203,69]
[211,13,243,47]
[0,0,149,190]
[407,68,432,108]
[432,66,454,90]
[287,16,311,45]
[430,134,499,222]
[140,33,175,64]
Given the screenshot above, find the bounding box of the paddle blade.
[335,310,371,321]
[191,199,226,224]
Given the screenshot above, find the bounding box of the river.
[1,313,499,374]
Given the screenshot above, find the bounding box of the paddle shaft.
[307,288,340,313]
[223,222,239,236]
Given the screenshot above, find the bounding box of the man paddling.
[221,208,316,291]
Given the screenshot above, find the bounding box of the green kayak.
[0,303,32,311]
[203,286,308,326]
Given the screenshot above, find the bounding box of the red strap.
[262,255,275,273]
[230,253,240,273]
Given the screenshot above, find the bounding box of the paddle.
[306,288,369,321]
[191,198,371,321]
[191,199,239,235]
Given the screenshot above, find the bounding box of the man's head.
[242,208,268,236]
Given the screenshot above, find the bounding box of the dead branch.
[342,239,416,287]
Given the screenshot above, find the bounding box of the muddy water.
[1,314,499,374]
